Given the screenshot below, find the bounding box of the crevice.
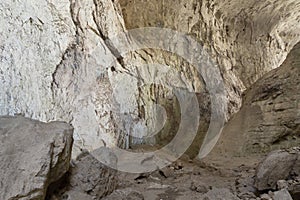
[92,0,127,70]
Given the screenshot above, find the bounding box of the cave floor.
[111,146,266,200]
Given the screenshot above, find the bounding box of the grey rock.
[201,188,241,200]
[159,167,174,178]
[60,191,93,200]
[273,189,293,200]
[0,116,73,200]
[147,183,174,190]
[236,177,257,194]
[238,192,257,199]
[103,188,144,200]
[209,43,300,157]
[291,149,300,176]
[288,180,300,198]
[67,149,118,199]
[256,149,298,190]
[190,180,209,193]
[277,180,289,190]
[260,193,272,200]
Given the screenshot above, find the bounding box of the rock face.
[0,0,127,158]
[120,0,300,113]
[0,0,300,158]
[0,116,73,200]
[255,148,300,191]
[209,42,300,156]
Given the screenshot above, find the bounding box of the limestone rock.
[260,193,272,200]
[0,0,127,159]
[277,180,289,190]
[0,116,73,200]
[120,0,300,114]
[1,0,300,162]
[1,0,300,160]
[201,188,241,200]
[190,180,209,193]
[208,42,300,157]
[66,149,118,199]
[103,188,144,200]
[273,189,293,200]
[255,149,299,191]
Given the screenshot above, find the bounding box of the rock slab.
[0,116,73,200]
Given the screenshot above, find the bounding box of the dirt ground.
[107,145,267,200]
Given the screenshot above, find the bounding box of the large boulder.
[49,148,118,200]
[255,147,300,191]
[0,116,73,200]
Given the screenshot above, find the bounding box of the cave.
[0,0,299,199]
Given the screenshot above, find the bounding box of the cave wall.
[209,42,300,157]
[0,0,299,157]
[119,0,300,114]
[0,0,128,157]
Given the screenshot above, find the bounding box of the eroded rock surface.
[0,116,73,200]
[209,42,300,157]
[1,0,299,158]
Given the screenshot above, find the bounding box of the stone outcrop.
[208,42,300,156]
[0,116,73,200]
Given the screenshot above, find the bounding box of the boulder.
[273,189,293,200]
[0,116,73,200]
[190,180,209,193]
[201,188,241,200]
[255,149,299,190]
[63,148,118,199]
